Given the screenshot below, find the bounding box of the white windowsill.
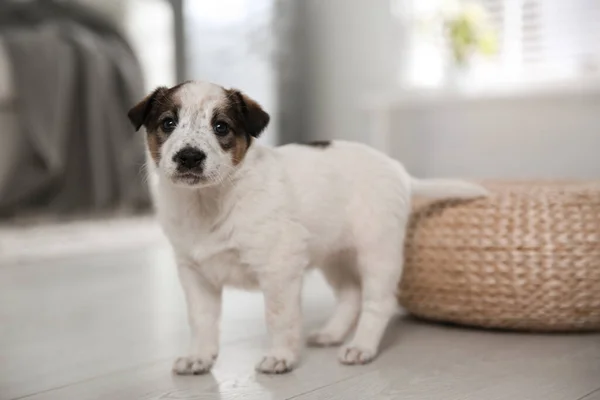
[364,79,600,111]
[361,78,600,155]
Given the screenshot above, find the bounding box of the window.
[395,0,600,90]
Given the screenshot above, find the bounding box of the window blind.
[478,0,600,82]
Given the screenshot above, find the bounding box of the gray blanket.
[0,0,149,217]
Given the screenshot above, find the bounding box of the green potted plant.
[443,2,498,86]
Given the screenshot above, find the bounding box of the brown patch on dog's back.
[127,85,183,164]
[303,140,332,148]
[212,88,270,165]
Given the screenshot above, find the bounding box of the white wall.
[185,0,278,146]
[302,0,401,142]
[124,0,176,91]
[390,92,600,180]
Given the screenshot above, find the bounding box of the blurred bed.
[0,0,152,219]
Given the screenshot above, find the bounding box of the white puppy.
[128,81,487,375]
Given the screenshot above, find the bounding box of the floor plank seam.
[7,359,165,400]
[576,387,600,400]
[284,370,371,400]
[8,333,267,400]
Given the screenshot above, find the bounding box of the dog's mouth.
[172,171,204,185]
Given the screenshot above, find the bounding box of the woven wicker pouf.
[399,182,600,332]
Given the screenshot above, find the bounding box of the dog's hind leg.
[338,231,404,365]
[307,256,361,347]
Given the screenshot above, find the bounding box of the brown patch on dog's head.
[128,82,270,170]
[212,88,270,165]
[127,85,184,164]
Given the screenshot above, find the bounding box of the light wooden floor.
[1,244,599,400]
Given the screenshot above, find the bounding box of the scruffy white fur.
[142,81,487,375]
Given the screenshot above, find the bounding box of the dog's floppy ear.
[229,89,270,138]
[127,87,167,131]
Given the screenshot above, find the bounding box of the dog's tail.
[410,177,488,200]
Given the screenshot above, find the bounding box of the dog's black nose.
[173,147,206,170]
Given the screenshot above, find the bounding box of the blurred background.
[0,0,599,261]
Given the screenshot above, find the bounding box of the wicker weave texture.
[400,182,600,332]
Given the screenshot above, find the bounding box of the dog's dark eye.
[161,118,177,133]
[213,121,229,136]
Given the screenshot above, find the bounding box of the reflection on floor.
[0,216,164,265]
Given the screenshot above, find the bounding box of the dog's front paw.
[172,354,216,375]
[338,345,377,365]
[255,349,298,374]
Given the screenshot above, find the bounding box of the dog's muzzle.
[173,146,206,174]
